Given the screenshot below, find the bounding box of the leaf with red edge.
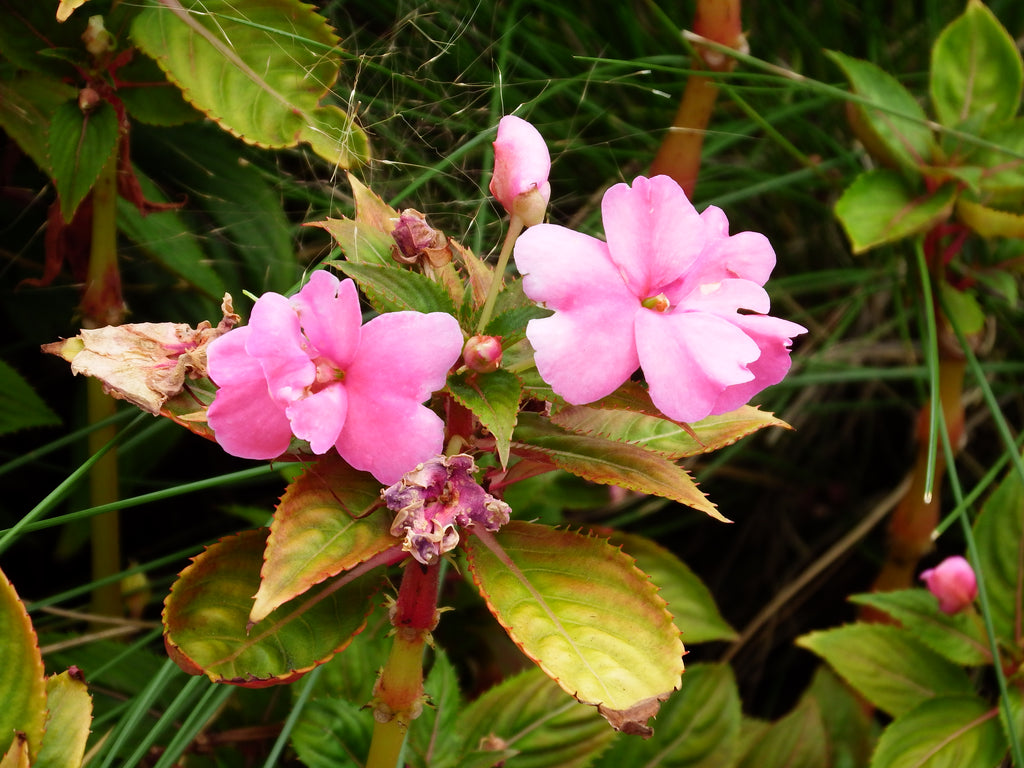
[464,522,684,737]
[47,99,119,223]
[164,528,386,686]
[36,669,92,768]
[250,456,393,624]
[512,412,723,521]
[552,403,789,459]
[0,567,46,764]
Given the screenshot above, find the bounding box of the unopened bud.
[921,556,977,614]
[83,15,115,58]
[391,209,452,268]
[78,87,102,113]
[463,335,502,373]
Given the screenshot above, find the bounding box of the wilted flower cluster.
[385,454,512,565]
[514,174,807,423]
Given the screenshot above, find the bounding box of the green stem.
[475,214,523,334]
[85,149,125,618]
[365,560,441,768]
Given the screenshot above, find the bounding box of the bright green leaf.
[447,370,521,468]
[552,403,789,459]
[48,99,119,222]
[334,261,458,315]
[0,73,77,173]
[130,0,368,168]
[737,696,828,768]
[930,0,1023,130]
[163,528,383,686]
[870,696,1005,768]
[250,456,393,624]
[453,666,614,768]
[849,589,991,666]
[835,170,957,253]
[939,282,986,336]
[827,50,936,169]
[35,670,92,768]
[464,522,684,735]
[512,412,723,520]
[607,530,737,644]
[406,650,464,768]
[973,457,1024,650]
[0,566,46,764]
[593,663,741,768]
[797,623,974,717]
[0,359,60,437]
[972,118,1024,197]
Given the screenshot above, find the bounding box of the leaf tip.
[597,692,672,738]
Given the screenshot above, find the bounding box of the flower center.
[310,355,344,393]
[641,293,671,312]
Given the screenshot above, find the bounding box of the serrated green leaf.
[406,650,464,768]
[973,458,1024,650]
[464,522,683,735]
[48,99,119,222]
[849,590,991,666]
[334,262,458,315]
[482,278,551,346]
[805,667,875,768]
[116,52,201,126]
[0,359,61,437]
[930,0,1023,130]
[512,412,723,520]
[453,666,614,768]
[290,696,372,768]
[607,531,736,644]
[737,696,828,768]
[835,170,957,253]
[972,118,1024,197]
[163,528,383,686]
[552,404,788,459]
[827,50,936,169]
[447,370,521,468]
[0,73,77,173]
[797,623,974,717]
[35,670,92,768]
[250,456,393,624]
[116,170,226,300]
[130,0,368,168]
[957,198,1024,238]
[0,567,46,763]
[593,663,740,768]
[871,696,1004,768]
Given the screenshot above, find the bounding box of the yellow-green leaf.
[36,670,92,768]
[0,567,46,764]
[464,522,684,736]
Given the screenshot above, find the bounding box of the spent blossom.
[490,115,551,227]
[921,555,978,614]
[385,454,511,565]
[514,175,806,423]
[206,270,463,484]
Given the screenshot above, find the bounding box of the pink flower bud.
[463,335,503,373]
[489,115,551,227]
[920,556,977,614]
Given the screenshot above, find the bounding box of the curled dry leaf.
[42,295,239,415]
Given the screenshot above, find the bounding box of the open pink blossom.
[206,270,463,484]
[513,175,806,423]
[489,115,551,227]
[921,556,977,614]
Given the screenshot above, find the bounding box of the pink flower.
[206,270,463,484]
[489,115,551,227]
[921,556,978,614]
[513,175,806,423]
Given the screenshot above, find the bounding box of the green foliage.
[0,566,46,763]
[0,360,60,437]
[446,369,522,467]
[870,697,1004,768]
[48,99,119,222]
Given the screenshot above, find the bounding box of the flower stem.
[365,560,440,768]
[475,214,523,334]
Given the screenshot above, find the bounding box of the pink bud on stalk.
[463,335,503,373]
[920,556,978,614]
[489,115,551,227]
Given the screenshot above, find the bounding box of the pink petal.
[285,384,348,454]
[673,277,770,316]
[515,223,641,403]
[246,292,314,406]
[489,115,551,215]
[292,272,362,369]
[709,314,807,415]
[207,329,293,459]
[601,175,705,298]
[335,394,448,485]
[698,205,777,285]
[636,310,760,423]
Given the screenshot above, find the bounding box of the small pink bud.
[463,335,502,373]
[920,556,977,614]
[489,115,551,227]
[78,87,101,113]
